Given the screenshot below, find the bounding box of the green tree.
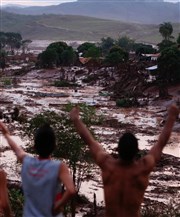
[61,47,77,66]
[5,32,22,54]
[177,33,180,45]
[99,37,115,55]
[116,36,135,52]
[157,40,176,52]
[47,41,69,53]
[44,41,76,67]
[105,46,129,67]
[0,50,6,72]
[84,46,101,59]
[77,42,96,57]
[157,46,180,83]
[134,43,157,55]
[159,22,173,41]
[47,41,69,65]
[0,32,7,50]
[38,49,58,68]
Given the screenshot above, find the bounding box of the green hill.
[1,12,180,44]
[3,1,179,25]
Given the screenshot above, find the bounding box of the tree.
[116,36,135,52]
[61,47,77,66]
[159,22,173,41]
[84,46,101,59]
[99,37,115,55]
[37,49,58,68]
[21,39,32,54]
[177,33,180,45]
[157,45,180,98]
[0,32,7,50]
[157,40,176,52]
[47,41,69,65]
[157,46,180,83]
[42,41,77,67]
[77,42,96,57]
[0,51,6,72]
[105,46,129,67]
[5,32,22,54]
[134,43,157,55]
[47,41,69,53]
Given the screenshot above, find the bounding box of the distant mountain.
[1,11,180,44]
[3,0,180,24]
[2,4,28,8]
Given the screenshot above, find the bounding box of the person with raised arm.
[0,123,76,217]
[70,104,179,217]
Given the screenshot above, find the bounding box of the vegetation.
[116,97,139,108]
[105,46,129,66]
[9,187,24,217]
[37,41,77,68]
[157,46,180,83]
[37,48,58,68]
[156,22,180,97]
[0,31,32,71]
[159,22,174,41]
[0,51,6,72]
[99,37,115,55]
[116,36,135,52]
[54,80,79,87]
[141,200,180,217]
[134,43,157,55]
[0,31,31,54]
[77,42,98,57]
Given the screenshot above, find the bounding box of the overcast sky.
[1,0,77,6]
[1,0,179,6]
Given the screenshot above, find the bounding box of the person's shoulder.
[50,159,62,170]
[101,155,119,172]
[22,154,35,165]
[140,154,156,173]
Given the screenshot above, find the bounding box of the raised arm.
[148,104,179,164]
[70,106,109,168]
[52,163,76,215]
[0,122,27,163]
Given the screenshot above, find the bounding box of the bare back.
[70,105,179,217]
[101,155,154,217]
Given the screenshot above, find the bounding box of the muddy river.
[0,69,179,214]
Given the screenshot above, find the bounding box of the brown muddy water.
[0,70,179,214]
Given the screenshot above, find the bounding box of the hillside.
[3,1,180,24]
[1,12,180,44]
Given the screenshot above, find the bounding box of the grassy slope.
[1,12,180,44]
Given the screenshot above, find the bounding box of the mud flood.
[0,69,179,213]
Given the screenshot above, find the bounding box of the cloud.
[1,0,179,6]
[1,0,77,6]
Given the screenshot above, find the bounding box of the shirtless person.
[70,104,179,217]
